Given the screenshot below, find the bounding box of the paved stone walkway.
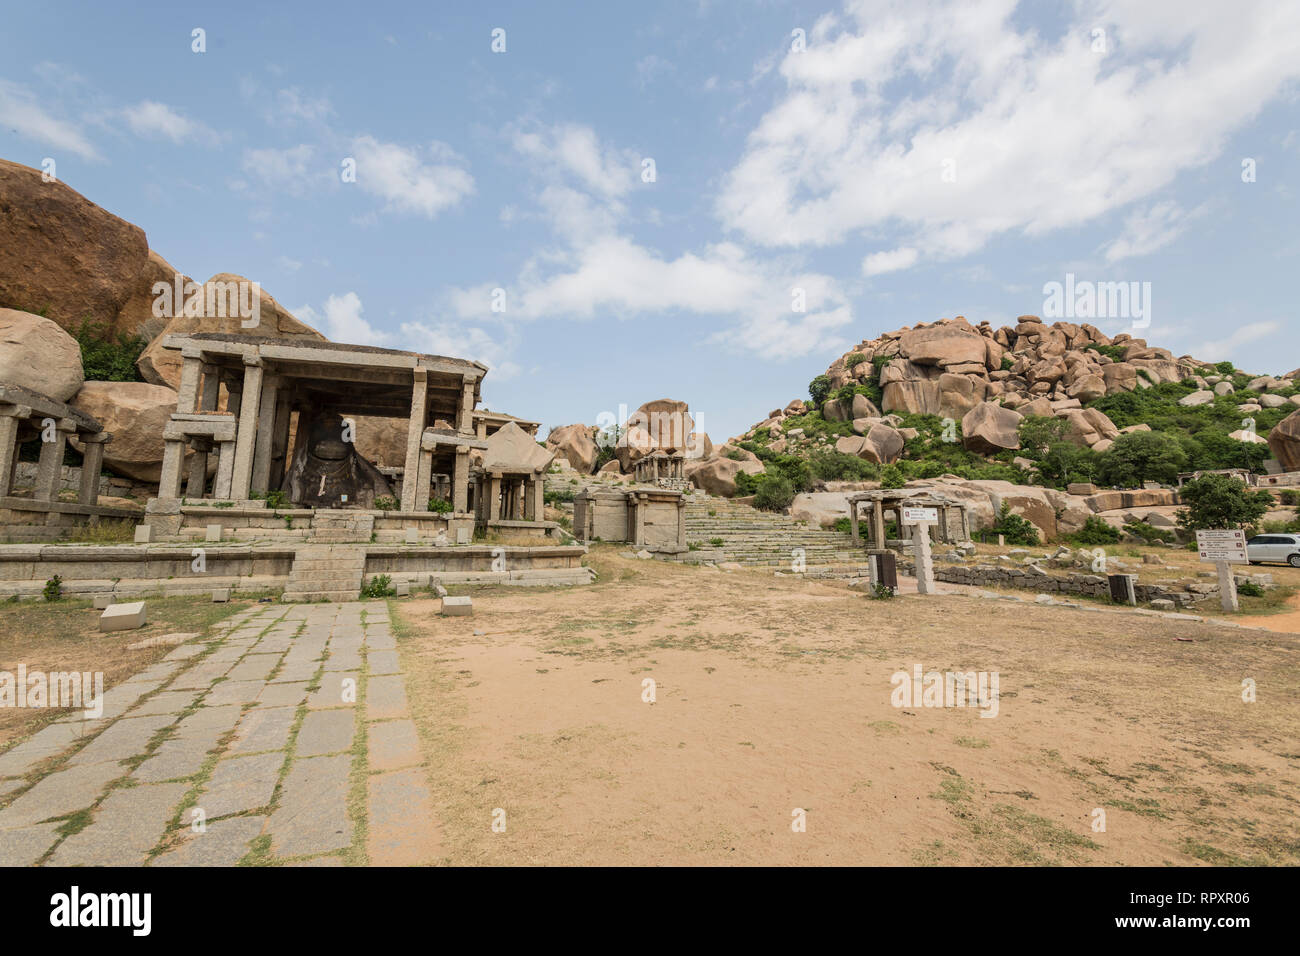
[0,602,440,866]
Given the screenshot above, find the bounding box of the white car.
[1245,533,1300,567]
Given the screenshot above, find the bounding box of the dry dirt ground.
[396,547,1299,866]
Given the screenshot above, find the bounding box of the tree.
[808,374,831,406]
[1175,474,1272,532]
[1017,416,1069,460]
[1037,442,1099,487]
[1096,431,1187,487]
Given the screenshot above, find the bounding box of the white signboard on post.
[1195,529,1247,565]
[902,507,938,524]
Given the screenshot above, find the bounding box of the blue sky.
[2,0,1297,441]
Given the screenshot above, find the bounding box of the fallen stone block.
[99,601,147,632]
[212,588,230,603]
[441,596,472,617]
[93,593,114,610]
[134,525,152,543]
[395,582,410,597]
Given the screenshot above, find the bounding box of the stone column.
[35,418,73,502]
[0,409,24,498]
[487,473,502,521]
[533,474,544,521]
[634,494,646,546]
[872,500,886,549]
[913,521,935,595]
[77,432,108,505]
[250,374,279,494]
[213,440,236,498]
[416,443,434,511]
[158,439,186,499]
[229,358,263,500]
[401,370,428,512]
[270,390,292,488]
[200,364,221,411]
[453,447,469,513]
[185,438,211,497]
[176,351,203,414]
[457,375,475,433]
[849,500,860,546]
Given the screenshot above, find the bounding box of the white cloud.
[0,79,99,159]
[717,0,1300,273]
[511,122,637,199]
[121,100,215,144]
[351,135,474,218]
[1101,200,1207,262]
[401,320,521,380]
[274,87,332,123]
[863,246,918,276]
[296,292,390,345]
[1195,320,1280,362]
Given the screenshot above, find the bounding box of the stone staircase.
[282,544,367,602]
[309,510,375,543]
[684,498,869,572]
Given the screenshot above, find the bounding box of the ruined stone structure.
[150,334,488,514]
[847,489,972,551]
[0,383,140,538]
[470,421,556,537]
[633,450,690,490]
[573,487,687,554]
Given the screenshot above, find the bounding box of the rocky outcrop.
[0,159,149,333]
[545,424,600,474]
[0,309,85,402]
[136,274,325,388]
[113,250,191,341]
[687,448,764,496]
[70,381,180,482]
[1267,409,1300,472]
[960,402,1022,455]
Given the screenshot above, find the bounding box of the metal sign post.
[1195,530,1247,612]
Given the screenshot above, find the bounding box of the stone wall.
[898,558,1191,606]
[11,460,152,500]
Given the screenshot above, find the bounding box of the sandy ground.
[394,548,1300,866]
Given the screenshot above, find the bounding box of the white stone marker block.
[212,588,230,603]
[404,528,419,544]
[441,596,472,617]
[205,524,222,542]
[93,593,113,610]
[456,528,471,545]
[395,582,411,597]
[99,601,147,632]
[134,524,153,543]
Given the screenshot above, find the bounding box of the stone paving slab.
[0,722,91,777]
[229,707,297,756]
[206,680,268,706]
[199,751,284,819]
[368,720,421,772]
[225,653,283,682]
[67,714,173,767]
[48,782,187,866]
[367,768,440,866]
[172,660,234,689]
[296,710,355,757]
[162,643,206,661]
[272,661,321,684]
[365,630,396,651]
[365,675,409,721]
[56,682,160,723]
[132,729,224,783]
[267,753,353,858]
[257,681,310,709]
[172,704,243,738]
[151,815,266,867]
[366,650,401,676]
[0,760,125,829]
[0,822,62,865]
[323,648,362,672]
[308,672,358,709]
[130,689,204,717]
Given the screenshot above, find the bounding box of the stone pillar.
[270,390,292,488]
[176,351,203,414]
[185,438,211,497]
[488,474,501,521]
[0,410,23,498]
[634,494,646,546]
[77,433,108,505]
[158,439,186,499]
[457,375,475,433]
[200,364,221,411]
[1217,561,1239,612]
[849,500,860,546]
[958,507,970,543]
[533,474,544,521]
[213,441,236,498]
[913,521,935,595]
[229,358,263,500]
[401,370,428,512]
[872,500,886,549]
[416,443,434,510]
[453,447,469,513]
[250,374,279,494]
[34,418,72,502]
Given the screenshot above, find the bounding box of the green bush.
[879,465,906,489]
[844,353,866,369]
[43,575,63,602]
[752,475,795,512]
[544,487,575,505]
[1071,515,1121,545]
[427,497,453,514]
[1084,343,1128,362]
[1175,474,1272,532]
[1237,581,1265,597]
[74,320,147,382]
[1095,431,1187,487]
[373,495,397,511]
[808,374,832,406]
[988,502,1040,546]
[360,574,395,598]
[809,448,878,482]
[1123,520,1175,543]
[1017,416,1070,460]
